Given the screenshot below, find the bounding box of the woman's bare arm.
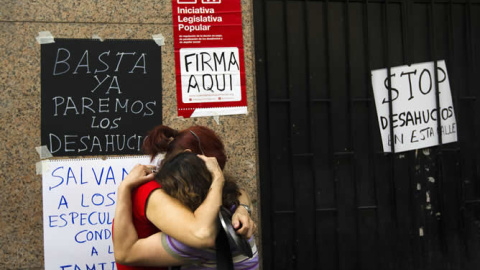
[113,164,183,266]
[116,233,182,266]
[146,155,224,249]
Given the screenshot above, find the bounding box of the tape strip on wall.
[152,34,165,46]
[36,145,53,159]
[36,31,55,44]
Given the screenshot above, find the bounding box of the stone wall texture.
[0,1,259,268]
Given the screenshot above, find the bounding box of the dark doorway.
[254,1,480,269]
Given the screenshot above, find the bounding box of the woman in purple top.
[161,230,258,270]
[114,152,259,269]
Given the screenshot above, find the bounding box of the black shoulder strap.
[216,226,234,270]
[170,223,234,270]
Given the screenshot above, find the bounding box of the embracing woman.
[112,125,257,270]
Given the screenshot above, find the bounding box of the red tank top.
[115,181,167,270]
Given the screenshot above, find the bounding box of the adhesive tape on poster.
[152,34,165,46]
[210,111,220,125]
[92,34,104,41]
[213,115,220,125]
[36,160,50,175]
[36,145,53,159]
[36,31,55,44]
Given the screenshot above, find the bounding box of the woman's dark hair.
[142,125,227,170]
[155,152,240,211]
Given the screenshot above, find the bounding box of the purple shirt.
[161,233,259,270]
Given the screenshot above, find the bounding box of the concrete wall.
[0,1,259,268]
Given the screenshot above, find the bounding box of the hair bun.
[142,125,178,159]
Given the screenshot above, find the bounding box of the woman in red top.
[113,125,255,269]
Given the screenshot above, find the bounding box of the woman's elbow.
[193,227,217,248]
[114,250,135,266]
[114,252,127,265]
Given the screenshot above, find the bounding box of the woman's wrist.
[119,181,135,194]
[210,176,225,188]
[211,170,225,184]
[238,204,252,216]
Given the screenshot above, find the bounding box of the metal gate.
[254,1,480,269]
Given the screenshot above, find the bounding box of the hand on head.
[196,154,256,238]
[197,154,224,182]
[121,164,156,189]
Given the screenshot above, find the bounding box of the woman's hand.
[121,164,156,190]
[232,205,256,239]
[232,189,256,239]
[197,155,224,183]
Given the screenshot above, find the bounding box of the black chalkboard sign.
[41,39,162,156]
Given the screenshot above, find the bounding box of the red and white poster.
[172,0,247,118]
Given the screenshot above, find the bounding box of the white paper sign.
[42,156,151,270]
[371,60,457,153]
[180,47,242,103]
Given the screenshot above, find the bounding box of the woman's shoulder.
[132,180,162,219]
[132,181,162,202]
[135,180,162,194]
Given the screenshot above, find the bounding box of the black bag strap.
[216,226,234,270]
[170,230,233,270]
[171,206,236,270]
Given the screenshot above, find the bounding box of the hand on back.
[121,164,156,190]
